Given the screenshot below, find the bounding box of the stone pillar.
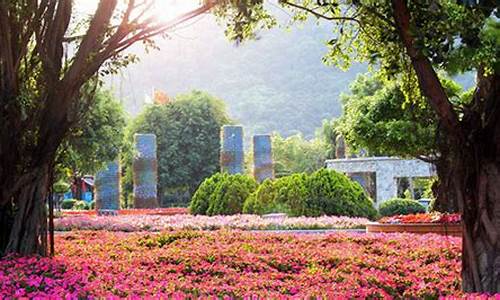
[375,171,397,207]
[95,161,120,215]
[253,134,274,182]
[220,125,244,174]
[133,133,159,208]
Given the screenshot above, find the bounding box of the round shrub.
[73,201,88,210]
[191,173,257,215]
[61,199,77,210]
[272,173,308,216]
[305,169,377,219]
[379,198,426,217]
[243,174,309,216]
[190,173,225,215]
[206,174,257,216]
[243,179,279,215]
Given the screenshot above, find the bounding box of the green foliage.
[274,173,309,217]
[190,173,226,215]
[335,73,468,158]
[272,133,326,177]
[320,119,338,159]
[53,180,70,194]
[305,169,377,219]
[61,199,77,210]
[335,73,437,158]
[244,170,375,218]
[244,173,309,216]
[206,174,258,216]
[191,173,257,216]
[57,88,127,179]
[379,198,427,217]
[122,91,231,207]
[89,201,96,210]
[242,179,278,215]
[73,201,89,211]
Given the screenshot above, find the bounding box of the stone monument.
[95,161,120,215]
[133,133,159,208]
[220,125,244,174]
[253,134,274,182]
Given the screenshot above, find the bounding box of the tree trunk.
[0,165,50,256]
[458,72,500,292]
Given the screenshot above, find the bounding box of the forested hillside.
[107,11,473,139]
[107,13,366,139]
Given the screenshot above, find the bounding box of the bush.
[243,170,376,219]
[206,174,257,216]
[191,173,257,215]
[379,198,426,217]
[89,201,96,210]
[305,169,377,219]
[61,199,77,210]
[190,173,225,215]
[274,173,308,216]
[243,179,279,215]
[73,201,89,210]
[243,174,308,216]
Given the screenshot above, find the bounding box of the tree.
[335,73,470,211]
[272,133,327,176]
[0,0,216,256]
[122,91,231,207]
[336,73,468,160]
[215,0,499,292]
[57,88,126,199]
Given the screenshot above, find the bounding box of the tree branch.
[391,0,460,134]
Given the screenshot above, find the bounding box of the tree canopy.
[122,91,231,207]
[335,73,469,160]
[57,88,127,181]
[272,133,327,177]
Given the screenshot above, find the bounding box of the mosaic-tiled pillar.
[253,134,274,182]
[95,161,120,215]
[220,125,244,174]
[133,134,159,208]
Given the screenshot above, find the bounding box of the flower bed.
[367,213,462,237]
[0,231,463,298]
[54,214,369,232]
[379,213,461,224]
[61,207,189,217]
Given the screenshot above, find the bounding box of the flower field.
[0,231,463,298]
[54,214,369,232]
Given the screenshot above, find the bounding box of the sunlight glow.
[153,0,202,22]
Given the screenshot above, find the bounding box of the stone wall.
[326,156,435,206]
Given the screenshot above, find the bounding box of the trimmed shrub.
[206,174,257,216]
[73,201,89,210]
[273,173,308,217]
[244,174,309,216]
[243,170,375,218]
[61,199,77,210]
[190,173,225,215]
[305,169,377,219]
[379,198,426,217]
[191,173,257,215]
[243,179,279,215]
